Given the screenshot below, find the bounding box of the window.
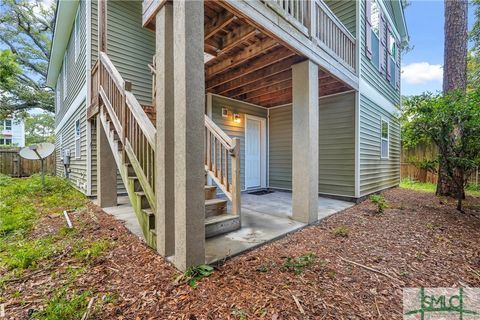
[0,138,12,146]
[75,119,81,158]
[371,0,380,35]
[380,119,389,159]
[5,120,12,131]
[63,54,67,100]
[74,9,80,61]
[59,133,64,160]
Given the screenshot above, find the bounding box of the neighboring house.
[0,117,25,147]
[47,0,408,270]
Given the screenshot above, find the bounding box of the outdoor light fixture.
[233,113,241,123]
[222,107,229,118]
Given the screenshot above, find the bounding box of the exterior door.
[245,116,264,189]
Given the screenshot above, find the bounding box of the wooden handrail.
[96,51,157,210]
[204,115,241,216]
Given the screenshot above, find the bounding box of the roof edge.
[46,0,79,88]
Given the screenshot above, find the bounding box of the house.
[0,117,25,147]
[47,0,408,270]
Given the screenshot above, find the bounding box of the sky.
[401,0,476,96]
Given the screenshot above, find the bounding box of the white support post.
[291,60,319,224]
[155,2,175,257]
[173,0,205,271]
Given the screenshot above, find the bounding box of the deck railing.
[204,115,241,216]
[264,0,356,71]
[98,51,156,210]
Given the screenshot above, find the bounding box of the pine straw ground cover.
[1,176,480,319]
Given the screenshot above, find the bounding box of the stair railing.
[97,51,156,210]
[204,115,241,216]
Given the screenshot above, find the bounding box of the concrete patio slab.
[96,190,354,264]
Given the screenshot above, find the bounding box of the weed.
[369,194,389,213]
[232,308,248,320]
[256,265,269,272]
[426,223,435,230]
[333,226,350,237]
[176,264,214,288]
[34,288,92,320]
[282,253,316,275]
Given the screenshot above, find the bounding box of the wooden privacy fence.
[0,148,56,177]
[401,143,480,185]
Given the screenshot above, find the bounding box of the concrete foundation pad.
[96,191,354,264]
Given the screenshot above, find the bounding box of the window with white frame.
[74,9,80,61]
[75,119,81,158]
[63,54,67,99]
[380,119,389,159]
[0,138,12,145]
[59,133,64,160]
[4,119,12,131]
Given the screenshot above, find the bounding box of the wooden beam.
[205,38,278,78]
[253,92,292,107]
[204,10,236,40]
[204,43,219,57]
[229,69,291,98]
[213,55,303,95]
[247,89,291,105]
[217,24,257,55]
[237,79,291,101]
[207,47,296,90]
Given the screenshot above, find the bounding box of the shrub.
[369,194,389,213]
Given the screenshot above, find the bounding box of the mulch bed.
[2,188,480,319]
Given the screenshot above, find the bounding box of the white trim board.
[210,93,267,110]
[267,90,357,110]
[85,0,93,196]
[245,114,267,189]
[359,79,397,114]
[55,84,87,134]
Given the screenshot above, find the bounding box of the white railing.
[263,0,356,71]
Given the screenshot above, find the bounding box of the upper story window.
[74,9,80,61]
[4,119,12,131]
[380,119,389,159]
[0,138,12,146]
[63,54,68,100]
[365,0,401,91]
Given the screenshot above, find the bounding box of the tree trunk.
[438,0,468,196]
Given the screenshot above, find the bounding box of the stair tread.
[205,213,238,225]
[204,185,216,190]
[135,191,146,196]
[142,208,154,216]
[205,198,227,205]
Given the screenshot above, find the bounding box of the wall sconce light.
[222,107,229,118]
[233,113,241,123]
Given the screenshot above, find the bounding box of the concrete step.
[204,185,217,200]
[205,214,240,238]
[142,208,155,230]
[205,198,227,218]
[135,191,150,210]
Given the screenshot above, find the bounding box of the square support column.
[155,2,175,257]
[173,0,205,271]
[96,115,117,207]
[291,60,319,224]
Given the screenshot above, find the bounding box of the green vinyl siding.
[360,0,400,106]
[56,103,88,193]
[106,0,155,105]
[359,94,401,196]
[91,0,98,66]
[268,92,356,197]
[211,95,267,191]
[324,0,357,36]
[90,119,126,196]
[56,0,87,126]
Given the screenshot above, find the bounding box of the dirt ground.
[2,188,480,319]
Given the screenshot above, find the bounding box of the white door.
[245,117,262,188]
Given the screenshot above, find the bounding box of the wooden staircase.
[89,51,241,251]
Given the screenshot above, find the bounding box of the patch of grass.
[401,178,480,197]
[332,226,350,237]
[1,236,61,271]
[175,264,214,288]
[231,308,248,320]
[34,288,92,320]
[369,194,389,213]
[73,239,110,262]
[282,253,316,275]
